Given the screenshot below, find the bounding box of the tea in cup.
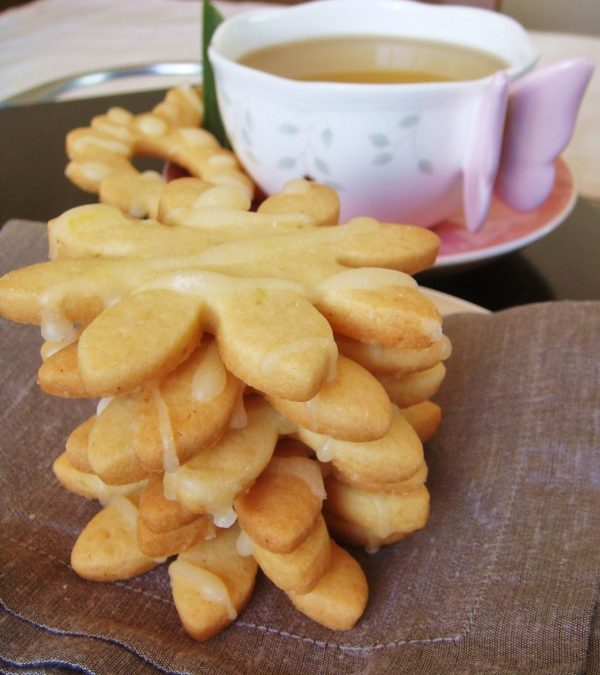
[209,0,593,230]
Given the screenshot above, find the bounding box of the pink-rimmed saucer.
[433,158,576,269]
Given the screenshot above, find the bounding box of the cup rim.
[209,0,538,96]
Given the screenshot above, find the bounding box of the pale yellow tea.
[238,35,507,84]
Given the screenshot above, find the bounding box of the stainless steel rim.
[2,62,201,106]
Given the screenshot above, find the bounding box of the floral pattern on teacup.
[275,121,344,191]
[369,114,433,175]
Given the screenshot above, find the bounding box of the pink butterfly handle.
[462,71,510,232]
[494,58,594,212]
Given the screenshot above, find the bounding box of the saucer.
[433,159,576,269]
[420,288,490,316]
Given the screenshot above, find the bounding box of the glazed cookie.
[336,333,452,376]
[379,362,447,408]
[246,514,332,594]
[323,474,430,548]
[53,452,146,504]
[287,542,368,630]
[48,184,336,261]
[163,398,283,525]
[71,495,160,581]
[234,455,325,554]
[138,477,203,534]
[401,400,443,443]
[295,405,424,485]
[65,86,253,218]
[169,525,257,641]
[268,354,392,442]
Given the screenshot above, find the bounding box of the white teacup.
[209,0,593,230]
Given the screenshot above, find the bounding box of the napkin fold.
[1,221,599,675]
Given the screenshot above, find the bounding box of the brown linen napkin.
[1,220,599,675]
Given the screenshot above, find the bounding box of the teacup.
[209,0,593,231]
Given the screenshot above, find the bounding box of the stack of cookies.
[0,87,451,640]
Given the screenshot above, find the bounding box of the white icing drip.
[325,342,338,383]
[93,120,135,142]
[318,267,417,293]
[275,413,297,436]
[108,495,138,530]
[191,342,227,402]
[169,557,237,620]
[107,107,133,124]
[211,506,237,528]
[315,437,336,463]
[164,467,238,522]
[162,475,176,501]
[422,320,443,342]
[266,456,326,500]
[141,170,163,182]
[137,114,168,137]
[236,529,253,557]
[365,535,381,555]
[304,398,320,431]
[208,154,236,168]
[40,308,78,343]
[77,161,112,182]
[283,178,311,194]
[151,383,179,473]
[209,172,252,195]
[96,478,148,507]
[96,397,113,416]
[259,337,334,377]
[104,294,123,308]
[40,336,77,360]
[137,271,301,298]
[129,195,149,218]
[193,186,250,210]
[178,127,216,147]
[229,394,247,430]
[72,135,129,155]
[371,493,393,539]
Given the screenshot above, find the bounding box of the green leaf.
[202,0,231,149]
[321,128,333,147]
[369,133,390,147]
[418,159,433,174]
[314,157,330,175]
[399,114,419,128]
[278,157,297,169]
[245,150,260,165]
[279,123,300,135]
[373,152,393,165]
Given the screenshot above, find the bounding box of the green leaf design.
[279,123,300,135]
[278,157,297,169]
[242,128,252,146]
[373,152,393,165]
[321,128,333,147]
[418,159,433,174]
[314,157,330,175]
[202,1,231,149]
[369,133,390,147]
[399,114,419,128]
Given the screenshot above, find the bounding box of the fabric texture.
[1,220,599,674]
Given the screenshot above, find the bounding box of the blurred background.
[1,0,599,35]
